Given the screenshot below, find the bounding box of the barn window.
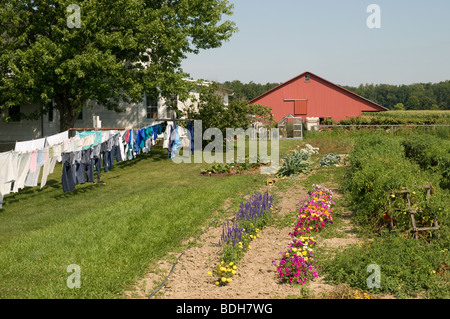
[305,74,310,82]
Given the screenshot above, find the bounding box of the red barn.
[249,71,388,123]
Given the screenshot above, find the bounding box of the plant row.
[272,185,335,285]
[323,114,450,126]
[209,191,274,286]
[344,134,447,233]
[401,134,450,190]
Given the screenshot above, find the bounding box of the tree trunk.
[55,94,81,132]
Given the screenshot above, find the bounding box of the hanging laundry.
[170,124,182,159]
[163,123,172,149]
[127,129,135,160]
[0,151,19,185]
[40,155,57,188]
[39,147,52,188]
[12,152,32,193]
[45,131,69,147]
[188,121,195,155]
[61,152,76,193]
[138,128,146,151]
[15,137,46,153]
[72,151,85,185]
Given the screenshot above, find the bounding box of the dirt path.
[125,173,366,299]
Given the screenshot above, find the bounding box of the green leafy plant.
[319,153,342,167]
[276,150,314,177]
[201,163,232,175]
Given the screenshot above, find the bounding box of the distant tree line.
[221,80,281,102]
[342,81,450,110]
[221,80,450,110]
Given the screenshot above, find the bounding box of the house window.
[146,88,159,119]
[166,94,177,119]
[305,74,310,82]
[48,103,54,122]
[8,105,21,122]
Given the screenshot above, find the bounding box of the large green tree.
[0,0,237,130]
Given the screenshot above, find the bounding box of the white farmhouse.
[0,80,233,151]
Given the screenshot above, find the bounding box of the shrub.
[319,153,342,167]
[343,135,446,231]
[402,134,450,190]
[276,144,318,177]
[322,235,450,298]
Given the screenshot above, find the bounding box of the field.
[0,123,449,299]
[324,110,450,126]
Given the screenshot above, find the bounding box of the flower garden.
[273,185,335,285]
[207,184,336,288]
[209,191,274,286]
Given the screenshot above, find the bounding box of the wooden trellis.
[387,183,440,239]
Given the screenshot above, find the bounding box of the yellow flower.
[215,281,219,286]
[233,265,237,270]
[227,278,232,283]
[220,267,226,272]
[207,271,212,276]
[221,277,227,282]
[229,262,234,266]
[231,270,236,275]
[248,245,251,249]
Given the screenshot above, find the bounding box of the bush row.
[401,134,450,190]
[343,134,447,233]
[323,116,448,126]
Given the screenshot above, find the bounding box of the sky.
[181,0,450,87]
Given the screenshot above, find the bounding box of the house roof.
[249,71,388,111]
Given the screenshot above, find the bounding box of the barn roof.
[249,71,389,112]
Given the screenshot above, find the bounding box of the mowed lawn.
[0,140,301,299]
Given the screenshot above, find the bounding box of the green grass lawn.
[0,140,302,299]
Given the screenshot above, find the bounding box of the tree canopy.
[220,80,450,111]
[0,0,237,130]
[182,82,275,141]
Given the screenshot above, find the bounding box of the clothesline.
[0,121,193,209]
